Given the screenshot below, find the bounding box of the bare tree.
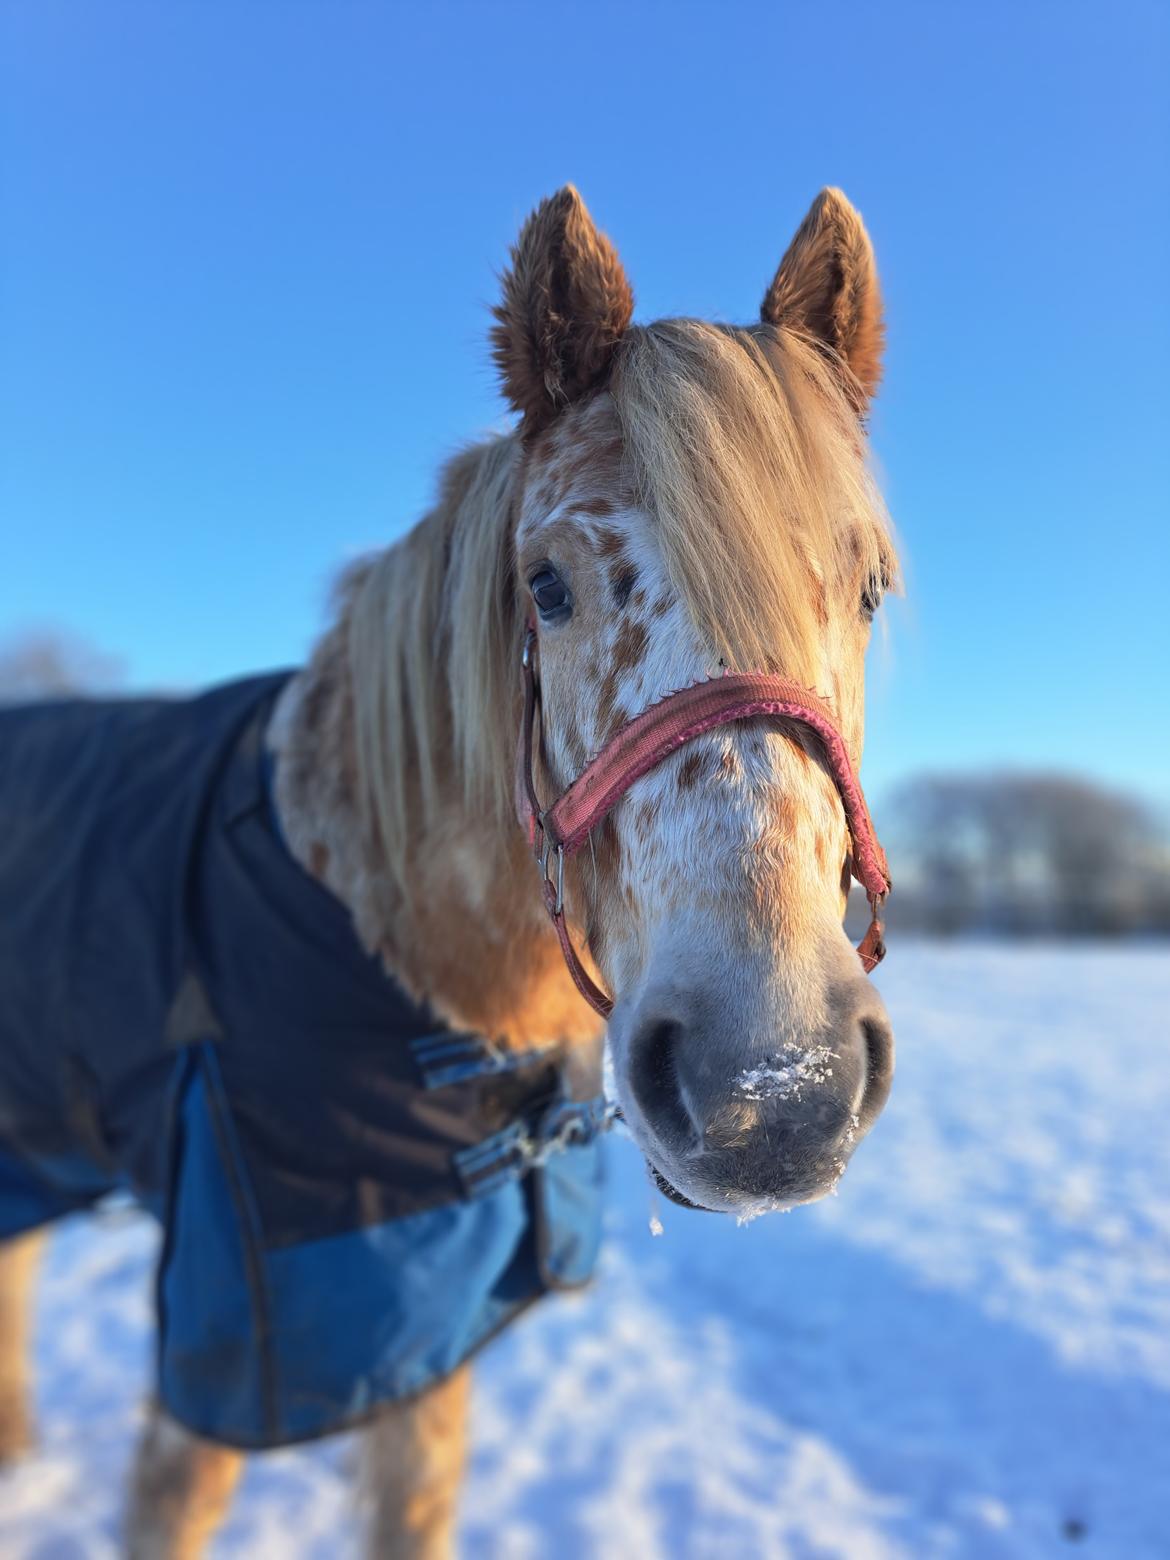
[881,772,1170,937]
[0,628,125,702]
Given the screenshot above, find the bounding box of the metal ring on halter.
[536,813,566,915]
[538,817,550,875]
[541,841,565,915]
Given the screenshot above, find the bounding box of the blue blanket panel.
[0,675,605,1448]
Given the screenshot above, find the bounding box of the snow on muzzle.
[606,976,895,1217]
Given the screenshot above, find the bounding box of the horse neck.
[266,576,604,1055]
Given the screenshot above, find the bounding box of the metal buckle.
[535,1097,612,1157]
[523,1094,619,1168]
[539,834,565,915]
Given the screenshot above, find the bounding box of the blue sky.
[2,2,1167,805]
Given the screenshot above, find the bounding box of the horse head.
[493,187,897,1216]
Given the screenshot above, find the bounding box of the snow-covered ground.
[2,943,1168,1558]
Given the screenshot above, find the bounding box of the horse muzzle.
[610,971,895,1216]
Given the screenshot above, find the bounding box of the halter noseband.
[517,623,890,1019]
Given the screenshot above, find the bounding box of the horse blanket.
[0,674,604,1448]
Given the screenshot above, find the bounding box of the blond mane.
[347,319,895,895]
[612,320,895,687]
[347,433,522,894]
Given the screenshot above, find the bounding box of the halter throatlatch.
[517,624,890,1018]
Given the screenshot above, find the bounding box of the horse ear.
[761,188,884,409]
[492,186,634,432]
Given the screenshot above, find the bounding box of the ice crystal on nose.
[736,1045,836,1103]
[736,1199,793,1227]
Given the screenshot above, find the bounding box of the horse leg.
[0,1228,44,1462]
[126,1402,244,1560]
[360,1365,471,1560]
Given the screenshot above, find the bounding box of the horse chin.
[648,1162,713,1213]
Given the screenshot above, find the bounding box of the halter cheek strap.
[517,625,890,1019]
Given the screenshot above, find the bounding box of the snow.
[736,1044,837,1102]
[3,943,1169,1557]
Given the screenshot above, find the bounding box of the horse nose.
[623,983,894,1209]
[627,1016,705,1153]
[855,996,895,1130]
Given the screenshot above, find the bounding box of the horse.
[0,184,898,1558]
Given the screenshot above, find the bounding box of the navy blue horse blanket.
[0,674,604,1448]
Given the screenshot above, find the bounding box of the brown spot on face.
[650,594,672,620]
[525,426,558,472]
[563,427,624,485]
[677,750,708,791]
[611,562,639,609]
[611,619,648,677]
[528,476,561,517]
[522,406,624,520]
[308,841,331,880]
[593,527,627,559]
[594,670,623,744]
[551,433,624,504]
[751,793,802,919]
[633,800,658,843]
[554,705,588,774]
[573,495,616,518]
[719,748,741,780]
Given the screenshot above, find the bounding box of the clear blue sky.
[2,2,1167,805]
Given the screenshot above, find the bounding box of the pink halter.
[517,623,890,1018]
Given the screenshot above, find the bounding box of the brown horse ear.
[761,188,884,409]
[492,186,634,432]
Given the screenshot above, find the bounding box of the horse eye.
[861,577,883,619]
[530,567,571,618]
[861,562,891,620]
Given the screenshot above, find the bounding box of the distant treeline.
[4,631,1167,938]
[0,629,125,701]
[872,773,1170,937]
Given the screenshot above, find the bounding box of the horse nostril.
[859,1012,894,1126]
[628,1018,697,1148]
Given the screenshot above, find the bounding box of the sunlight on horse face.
[516,393,893,1214]
[487,185,898,1215]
